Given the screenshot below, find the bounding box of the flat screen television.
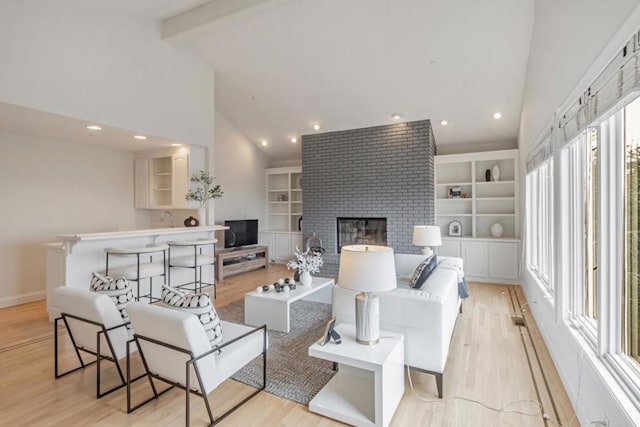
[224,219,259,248]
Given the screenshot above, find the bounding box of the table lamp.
[412,225,442,257]
[337,245,396,345]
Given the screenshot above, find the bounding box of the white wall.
[0,0,215,147]
[269,158,302,168]
[0,1,216,306]
[0,132,149,306]
[518,1,640,425]
[213,111,267,244]
[436,140,517,156]
[519,0,639,153]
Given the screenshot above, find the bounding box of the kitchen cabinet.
[134,145,205,209]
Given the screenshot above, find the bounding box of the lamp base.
[355,292,379,345]
[421,247,434,257]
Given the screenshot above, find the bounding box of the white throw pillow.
[90,272,134,328]
[160,285,223,347]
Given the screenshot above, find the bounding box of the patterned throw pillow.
[409,255,438,289]
[160,285,223,347]
[90,272,134,328]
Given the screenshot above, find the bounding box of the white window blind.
[557,31,640,148]
[526,127,553,173]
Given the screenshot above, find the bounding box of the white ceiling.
[39,0,211,20]
[5,0,535,161]
[180,0,534,160]
[0,102,182,151]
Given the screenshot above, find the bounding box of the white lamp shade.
[338,245,397,293]
[412,225,442,247]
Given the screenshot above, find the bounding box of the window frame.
[562,105,640,404]
[525,158,554,295]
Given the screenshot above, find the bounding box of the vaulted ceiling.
[26,0,536,160]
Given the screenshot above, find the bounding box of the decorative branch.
[185,170,223,208]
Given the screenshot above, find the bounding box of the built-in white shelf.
[435,149,519,239]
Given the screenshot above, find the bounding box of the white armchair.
[126,302,267,426]
[52,286,139,398]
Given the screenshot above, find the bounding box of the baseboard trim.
[0,291,46,308]
[465,276,520,285]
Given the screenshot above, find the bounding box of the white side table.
[308,323,404,427]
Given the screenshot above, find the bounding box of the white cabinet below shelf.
[461,241,489,278]
[259,231,302,263]
[489,242,520,280]
[436,238,520,284]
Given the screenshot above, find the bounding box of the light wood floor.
[0,264,577,426]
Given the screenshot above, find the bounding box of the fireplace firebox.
[337,217,387,253]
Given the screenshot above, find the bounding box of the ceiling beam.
[162,0,294,41]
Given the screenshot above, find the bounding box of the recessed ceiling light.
[86,125,102,131]
[440,120,448,126]
[134,135,147,140]
[261,140,268,146]
[313,124,320,131]
[171,143,182,147]
[291,137,297,143]
[392,114,401,120]
[493,112,502,119]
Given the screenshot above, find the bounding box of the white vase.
[492,165,500,181]
[198,207,207,226]
[300,271,312,286]
[490,222,504,238]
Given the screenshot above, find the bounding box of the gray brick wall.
[302,120,436,276]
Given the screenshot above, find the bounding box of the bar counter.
[45,225,227,319]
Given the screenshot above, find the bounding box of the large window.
[524,29,640,415]
[526,159,554,293]
[624,97,640,365]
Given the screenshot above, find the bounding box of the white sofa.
[332,254,463,398]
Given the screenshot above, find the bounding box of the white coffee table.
[244,276,334,333]
[308,323,404,427]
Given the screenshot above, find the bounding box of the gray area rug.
[217,299,335,405]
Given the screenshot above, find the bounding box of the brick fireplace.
[301,120,436,276]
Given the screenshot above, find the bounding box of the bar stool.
[104,244,168,303]
[167,239,217,297]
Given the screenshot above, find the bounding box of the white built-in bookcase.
[434,149,519,239]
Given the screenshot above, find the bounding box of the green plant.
[185,170,223,207]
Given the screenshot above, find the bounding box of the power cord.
[406,366,543,417]
[405,343,585,426]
